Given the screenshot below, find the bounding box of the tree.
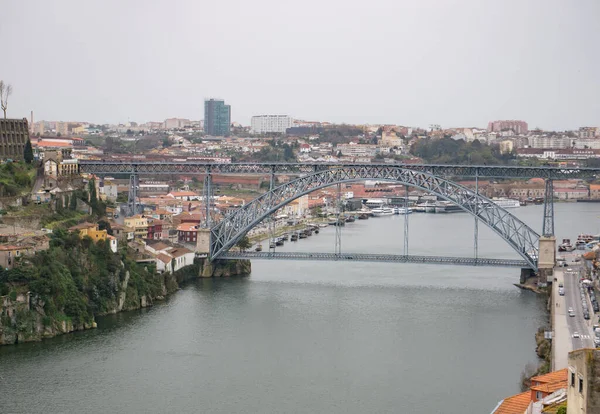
[56,197,64,213]
[0,80,12,119]
[98,219,113,235]
[69,193,78,210]
[24,139,34,163]
[236,235,251,252]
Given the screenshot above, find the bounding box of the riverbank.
[0,232,250,346]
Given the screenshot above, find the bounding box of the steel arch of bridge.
[209,165,540,270]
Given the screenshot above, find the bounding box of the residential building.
[56,122,71,136]
[590,184,600,199]
[499,140,514,154]
[492,368,568,413]
[146,219,164,240]
[528,135,572,149]
[574,139,600,150]
[177,223,198,243]
[107,235,118,253]
[554,188,589,200]
[336,143,377,157]
[155,246,195,273]
[578,127,598,139]
[69,222,108,241]
[380,127,404,148]
[487,120,528,134]
[163,118,191,129]
[111,223,135,242]
[0,245,26,269]
[0,118,29,160]
[204,98,231,136]
[567,348,600,414]
[124,215,149,238]
[251,115,293,134]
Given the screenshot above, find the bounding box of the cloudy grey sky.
[1,0,599,130]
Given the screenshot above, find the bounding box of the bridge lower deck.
[218,252,531,268]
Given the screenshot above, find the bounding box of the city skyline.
[2,0,600,130]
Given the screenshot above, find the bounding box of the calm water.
[1,203,597,414]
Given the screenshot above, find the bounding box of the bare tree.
[0,80,13,119]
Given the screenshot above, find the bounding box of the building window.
[535,391,542,400]
[579,377,583,393]
[571,371,575,386]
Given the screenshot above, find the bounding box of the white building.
[574,139,600,150]
[251,115,293,134]
[336,143,377,157]
[528,135,572,149]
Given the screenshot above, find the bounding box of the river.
[1,203,598,413]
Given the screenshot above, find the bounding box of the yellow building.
[124,215,149,238]
[69,222,108,241]
[499,140,514,154]
[71,125,87,135]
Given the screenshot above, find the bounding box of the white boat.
[489,197,520,209]
[371,207,394,216]
[394,207,413,214]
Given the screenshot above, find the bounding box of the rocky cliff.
[0,231,251,346]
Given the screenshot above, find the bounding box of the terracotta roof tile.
[530,380,568,395]
[157,253,172,265]
[493,391,531,414]
[177,223,198,232]
[531,369,568,385]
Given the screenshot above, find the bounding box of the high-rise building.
[204,99,231,136]
[487,120,528,135]
[0,118,30,160]
[251,115,293,134]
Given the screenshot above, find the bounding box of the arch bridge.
[79,160,600,272]
[210,165,544,271]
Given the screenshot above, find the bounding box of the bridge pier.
[537,236,556,282]
[520,268,534,284]
[197,228,211,254]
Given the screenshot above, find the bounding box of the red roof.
[177,223,198,232]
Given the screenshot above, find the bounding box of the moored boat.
[371,207,394,216]
[558,238,575,252]
[490,197,520,209]
[394,207,413,214]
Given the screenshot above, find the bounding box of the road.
[553,257,596,370]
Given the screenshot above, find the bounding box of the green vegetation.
[0,229,164,329]
[24,140,34,164]
[235,235,251,251]
[234,140,297,162]
[411,137,515,165]
[0,162,36,196]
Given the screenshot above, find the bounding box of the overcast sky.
[1,0,599,130]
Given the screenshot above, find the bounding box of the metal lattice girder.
[79,161,600,180]
[543,179,555,237]
[219,252,529,268]
[210,167,540,270]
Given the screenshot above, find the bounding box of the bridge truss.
[79,160,600,180]
[209,166,541,270]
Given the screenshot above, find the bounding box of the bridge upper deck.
[79,161,600,180]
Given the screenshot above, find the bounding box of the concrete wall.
[567,349,600,414]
